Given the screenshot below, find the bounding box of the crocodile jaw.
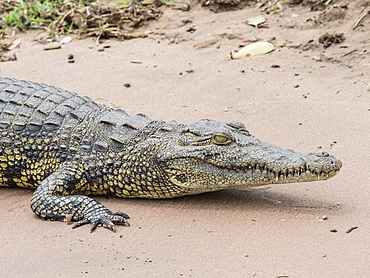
[157,147,342,193]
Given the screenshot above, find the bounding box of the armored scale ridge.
[0,77,342,232]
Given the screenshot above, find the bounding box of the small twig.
[345,226,358,234]
[340,49,357,58]
[353,9,370,30]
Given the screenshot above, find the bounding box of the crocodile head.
[154,119,342,195]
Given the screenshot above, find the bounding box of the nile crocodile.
[0,77,342,232]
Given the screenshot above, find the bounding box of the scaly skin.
[0,77,342,232]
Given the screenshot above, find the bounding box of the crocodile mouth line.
[202,160,340,183]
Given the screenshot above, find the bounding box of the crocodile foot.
[72,210,130,232]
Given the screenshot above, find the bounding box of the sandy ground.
[0,2,369,277]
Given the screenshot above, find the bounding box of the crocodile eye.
[213,135,232,145]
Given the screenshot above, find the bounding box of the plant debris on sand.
[0,0,162,39]
[0,0,366,39]
[0,0,369,49]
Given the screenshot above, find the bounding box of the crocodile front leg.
[30,162,130,232]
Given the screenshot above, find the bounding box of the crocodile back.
[0,77,103,133]
[0,77,105,188]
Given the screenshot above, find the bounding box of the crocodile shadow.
[105,186,346,217]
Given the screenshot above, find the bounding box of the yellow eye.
[213,135,231,145]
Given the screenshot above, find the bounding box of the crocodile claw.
[72,211,130,232]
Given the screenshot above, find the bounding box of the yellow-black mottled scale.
[0,77,179,231]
